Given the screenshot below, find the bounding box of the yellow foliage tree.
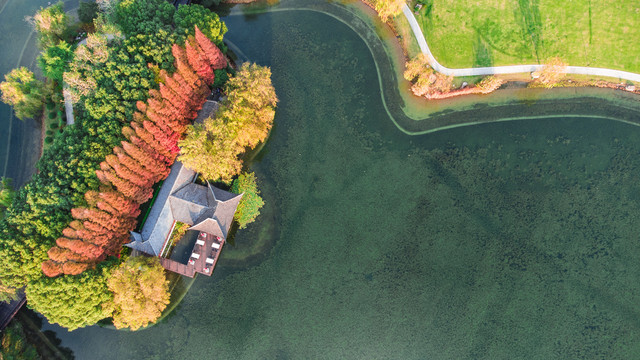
[107,256,170,330]
[179,63,277,183]
[224,63,278,148]
[374,0,405,22]
[179,117,244,183]
[533,57,567,88]
[403,54,452,97]
[476,76,504,94]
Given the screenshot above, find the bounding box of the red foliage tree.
[119,143,169,180]
[48,246,88,262]
[42,261,63,277]
[142,120,181,155]
[194,26,227,70]
[96,167,153,204]
[186,38,215,85]
[102,155,153,188]
[62,262,90,275]
[112,147,159,182]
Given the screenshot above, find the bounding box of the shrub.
[45,136,53,144]
[49,122,59,129]
[46,130,54,136]
[231,172,265,228]
[48,112,56,119]
[46,102,55,110]
[213,68,229,88]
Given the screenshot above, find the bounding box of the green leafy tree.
[38,42,74,83]
[173,4,227,45]
[0,177,16,218]
[1,322,39,360]
[231,172,264,228]
[78,1,100,23]
[115,0,174,37]
[26,262,114,330]
[0,222,50,290]
[27,2,69,48]
[107,256,170,330]
[0,67,45,120]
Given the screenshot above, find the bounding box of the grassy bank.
[415,0,640,71]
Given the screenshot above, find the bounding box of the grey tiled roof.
[189,218,224,238]
[126,163,242,256]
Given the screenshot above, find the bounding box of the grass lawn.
[414,0,640,72]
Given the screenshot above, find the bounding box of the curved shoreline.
[227,0,640,136]
[401,4,640,82]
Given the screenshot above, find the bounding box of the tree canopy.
[0,67,45,120]
[173,4,227,45]
[37,41,74,83]
[179,63,277,182]
[28,2,69,48]
[231,172,265,229]
[373,0,404,22]
[0,0,234,330]
[0,178,15,218]
[107,256,170,330]
[25,263,114,330]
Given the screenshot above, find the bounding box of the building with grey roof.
[126,163,242,257]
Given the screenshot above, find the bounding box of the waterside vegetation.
[0,0,275,331]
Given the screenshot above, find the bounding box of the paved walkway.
[402,4,640,82]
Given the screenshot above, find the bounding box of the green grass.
[415,0,640,72]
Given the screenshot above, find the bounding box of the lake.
[25,2,640,359]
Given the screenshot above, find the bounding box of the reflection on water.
[41,7,640,360]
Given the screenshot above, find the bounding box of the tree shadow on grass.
[473,33,493,68]
[516,0,543,62]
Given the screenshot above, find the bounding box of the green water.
[44,7,640,360]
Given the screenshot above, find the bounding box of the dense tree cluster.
[0,0,230,329]
[38,42,74,83]
[107,256,170,330]
[42,26,227,276]
[26,262,115,330]
[179,63,277,182]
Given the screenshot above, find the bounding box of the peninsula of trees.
[0,0,275,331]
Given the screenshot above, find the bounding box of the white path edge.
[402,4,640,82]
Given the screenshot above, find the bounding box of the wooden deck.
[159,231,224,278]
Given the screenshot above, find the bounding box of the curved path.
[402,4,640,82]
